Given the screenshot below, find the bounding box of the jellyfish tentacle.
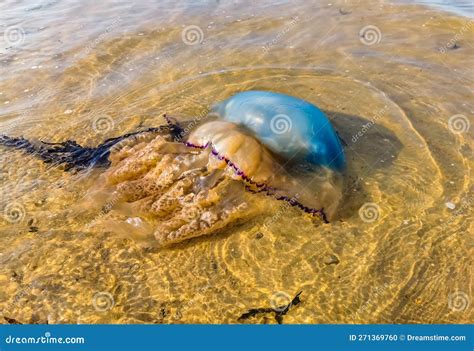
[207,145,330,222]
[185,122,329,223]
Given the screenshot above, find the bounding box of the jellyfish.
[0,91,345,246]
[211,90,346,171]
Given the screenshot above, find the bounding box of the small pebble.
[445,202,455,210]
[34,199,45,207]
[255,232,264,239]
[126,217,143,226]
[64,109,73,114]
[323,254,340,266]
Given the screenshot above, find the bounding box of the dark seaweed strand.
[3,316,23,324]
[0,125,174,171]
[184,141,329,223]
[162,114,186,141]
[238,291,303,324]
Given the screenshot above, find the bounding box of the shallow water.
[0,0,472,324]
[409,0,473,17]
